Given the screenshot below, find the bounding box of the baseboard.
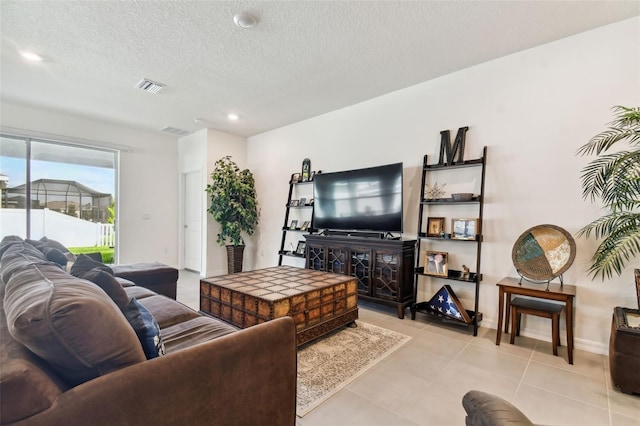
[480,318,608,356]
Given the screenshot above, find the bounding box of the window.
[1,134,118,260]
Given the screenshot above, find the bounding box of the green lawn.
[67,246,115,264]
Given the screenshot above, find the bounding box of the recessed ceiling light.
[20,51,43,61]
[228,113,239,121]
[233,13,257,29]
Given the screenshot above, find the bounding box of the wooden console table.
[495,276,576,364]
[305,234,415,319]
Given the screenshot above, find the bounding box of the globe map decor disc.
[511,224,576,282]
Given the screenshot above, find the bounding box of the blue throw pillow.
[123,298,165,359]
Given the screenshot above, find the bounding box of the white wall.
[247,17,640,353]
[0,102,179,266]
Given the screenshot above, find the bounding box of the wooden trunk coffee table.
[200,265,358,346]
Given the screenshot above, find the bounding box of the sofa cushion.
[116,276,136,287]
[123,298,165,359]
[137,295,200,328]
[0,243,52,283]
[125,285,157,299]
[4,263,146,386]
[70,253,113,277]
[162,316,237,353]
[0,235,25,258]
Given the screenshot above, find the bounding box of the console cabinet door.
[372,249,400,301]
[350,246,372,296]
[307,242,325,271]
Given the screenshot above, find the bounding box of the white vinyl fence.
[1,208,114,247]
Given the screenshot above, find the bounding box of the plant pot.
[226,245,245,274]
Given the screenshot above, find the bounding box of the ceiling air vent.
[136,78,165,93]
[159,126,190,136]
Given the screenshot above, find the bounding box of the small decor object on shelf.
[290,199,299,207]
[309,171,316,181]
[290,220,298,230]
[288,242,295,254]
[291,173,300,183]
[451,218,477,240]
[427,285,472,323]
[299,197,307,206]
[309,198,314,205]
[296,241,306,255]
[425,182,446,200]
[300,221,310,231]
[301,158,311,182]
[438,126,468,165]
[426,217,446,237]
[425,251,448,277]
[461,265,470,280]
[451,193,473,201]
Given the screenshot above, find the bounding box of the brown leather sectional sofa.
[0,236,297,425]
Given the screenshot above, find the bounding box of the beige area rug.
[296,321,411,417]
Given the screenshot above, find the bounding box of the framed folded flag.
[427,285,472,324]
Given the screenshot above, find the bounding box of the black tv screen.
[313,163,403,233]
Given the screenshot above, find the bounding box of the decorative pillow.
[70,253,113,277]
[76,268,130,310]
[38,236,71,254]
[123,298,165,359]
[41,247,69,267]
[4,263,146,386]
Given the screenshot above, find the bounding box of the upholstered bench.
[112,262,178,300]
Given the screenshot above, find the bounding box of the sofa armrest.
[462,390,535,426]
[18,317,297,426]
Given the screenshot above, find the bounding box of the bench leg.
[510,308,518,344]
[552,314,559,356]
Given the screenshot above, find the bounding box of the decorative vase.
[226,245,245,274]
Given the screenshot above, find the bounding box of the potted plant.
[577,105,640,281]
[206,156,259,273]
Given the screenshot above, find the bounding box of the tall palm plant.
[577,106,640,279]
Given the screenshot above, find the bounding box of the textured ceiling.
[1,1,638,138]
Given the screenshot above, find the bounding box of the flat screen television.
[312,162,403,233]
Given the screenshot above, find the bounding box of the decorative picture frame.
[299,197,307,206]
[426,217,446,237]
[424,251,448,277]
[289,219,298,230]
[451,218,477,240]
[296,241,306,255]
[300,221,310,231]
[291,173,300,183]
[289,199,299,207]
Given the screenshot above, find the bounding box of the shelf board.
[278,250,305,258]
[282,227,312,232]
[414,267,481,283]
[417,232,481,242]
[286,204,313,208]
[421,196,481,205]
[424,158,483,170]
[412,304,482,327]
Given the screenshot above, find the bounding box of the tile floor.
[177,269,640,426]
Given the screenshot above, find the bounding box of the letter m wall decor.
[438,126,468,165]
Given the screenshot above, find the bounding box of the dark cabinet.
[305,234,416,318]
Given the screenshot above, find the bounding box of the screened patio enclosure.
[5,178,112,223]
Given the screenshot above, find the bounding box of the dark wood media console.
[305,234,416,318]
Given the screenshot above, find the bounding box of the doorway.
[183,170,202,272]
